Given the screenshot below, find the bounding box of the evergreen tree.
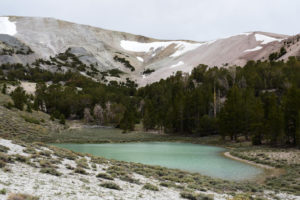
[283,86,300,145]
[59,114,66,125]
[11,86,27,110]
[295,111,300,148]
[219,85,244,141]
[26,103,32,113]
[143,101,156,130]
[262,93,284,146]
[2,83,7,94]
[120,109,135,133]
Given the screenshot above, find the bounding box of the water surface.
[53,142,264,181]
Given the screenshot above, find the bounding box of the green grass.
[21,115,40,124]
[0,94,63,142]
[43,127,224,145]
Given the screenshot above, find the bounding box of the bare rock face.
[0,16,298,86]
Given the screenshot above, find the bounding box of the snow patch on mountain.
[170,61,184,68]
[244,46,263,52]
[0,17,17,35]
[120,40,202,57]
[121,40,170,52]
[169,42,203,57]
[137,56,144,62]
[255,34,283,45]
[239,32,253,36]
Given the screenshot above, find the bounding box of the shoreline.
[223,152,286,184]
[223,151,274,170]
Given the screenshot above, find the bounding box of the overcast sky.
[1,0,299,41]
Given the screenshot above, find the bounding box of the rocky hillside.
[0,16,299,86]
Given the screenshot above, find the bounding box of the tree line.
[138,57,300,147]
[2,56,300,146]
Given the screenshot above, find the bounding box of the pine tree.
[26,103,32,113]
[143,101,156,130]
[295,111,300,148]
[11,86,27,110]
[283,86,300,145]
[219,85,244,141]
[262,93,284,146]
[120,109,135,133]
[2,83,7,94]
[59,114,66,125]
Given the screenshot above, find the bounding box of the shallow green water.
[53,142,264,181]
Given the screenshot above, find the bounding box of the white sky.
[0,0,299,41]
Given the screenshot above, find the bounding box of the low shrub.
[160,182,173,188]
[23,147,36,154]
[0,188,6,194]
[96,173,114,180]
[180,192,213,200]
[100,182,121,190]
[0,160,5,168]
[76,158,89,169]
[74,167,88,175]
[38,160,53,168]
[21,115,40,124]
[0,145,9,153]
[65,164,74,170]
[120,175,139,184]
[14,154,28,163]
[143,183,159,191]
[7,193,39,200]
[40,167,62,176]
[38,150,51,157]
[0,152,13,164]
[4,102,13,109]
[49,146,78,160]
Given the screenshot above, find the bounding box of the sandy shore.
[223,152,275,170]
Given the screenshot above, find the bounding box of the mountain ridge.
[0,16,299,86]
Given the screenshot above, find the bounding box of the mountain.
[0,16,299,86]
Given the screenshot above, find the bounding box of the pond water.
[53,142,264,181]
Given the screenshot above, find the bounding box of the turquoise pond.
[53,142,264,181]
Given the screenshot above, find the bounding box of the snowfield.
[137,56,144,62]
[170,61,184,68]
[120,40,203,57]
[0,17,17,36]
[169,42,203,57]
[255,34,283,45]
[244,46,263,52]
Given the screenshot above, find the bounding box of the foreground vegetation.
[1,137,299,199]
